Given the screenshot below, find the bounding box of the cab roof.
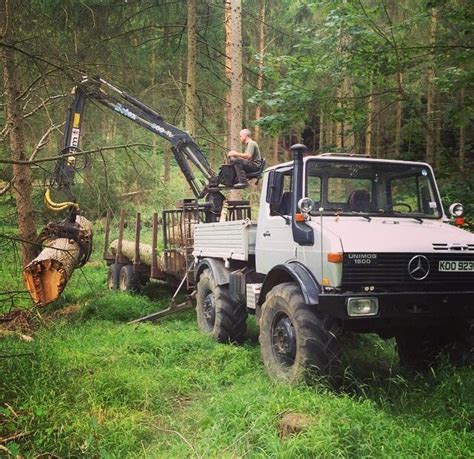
[264,153,432,173]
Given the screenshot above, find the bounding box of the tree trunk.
[326,118,333,149]
[342,77,354,150]
[185,0,197,138]
[459,88,465,172]
[224,0,233,150]
[254,0,266,144]
[228,0,243,201]
[375,101,381,159]
[272,136,279,165]
[394,75,403,158]
[425,6,438,165]
[319,111,324,152]
[336,87,343,150]
[23,216,93,305]
[1,4,37,267]
[365,83,373,156]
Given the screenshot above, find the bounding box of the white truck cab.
[193,145,474,385]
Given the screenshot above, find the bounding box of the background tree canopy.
[1,0,473,222]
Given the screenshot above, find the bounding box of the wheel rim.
[107,271,114,289]
[271,312,297,368]
[119,270,127,291]
[202,291,216,329]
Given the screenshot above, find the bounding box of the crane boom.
[52,75,222,201]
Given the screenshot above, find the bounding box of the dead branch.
[30,122,65,161]
[0,431,30,444]
[0,122,65,197]
[22,94,67,120]
[0,143,153,166]
[154,427,200,458]
[0,330,33,342]
[121,189,153,198]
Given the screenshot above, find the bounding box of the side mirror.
[266,170,284,204]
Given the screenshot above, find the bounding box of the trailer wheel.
[107,264,121,290]
[397,321,474,369]
[196,269,247,344]
[118,264,140,293]
[259,282,342,386]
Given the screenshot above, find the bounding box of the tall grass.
[1,220,473,457]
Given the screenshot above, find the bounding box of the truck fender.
[195,258,230,286]
[258,262,320,306]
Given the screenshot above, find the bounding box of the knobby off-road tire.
[118,264,140,293]
[396,320,474,369]
[107,263,121,290]
[259,282,343,386]
[196,269,247,344]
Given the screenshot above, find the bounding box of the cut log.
[109,239,162,270]
[23,216,93,305]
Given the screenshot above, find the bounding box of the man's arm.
[227,150,252,160]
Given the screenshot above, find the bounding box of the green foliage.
[1,236,473,457]
[1,2,473,455]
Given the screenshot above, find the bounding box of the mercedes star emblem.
[408,255,430,280]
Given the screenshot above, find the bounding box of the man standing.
[227,129,262,188]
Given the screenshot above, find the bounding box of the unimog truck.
[192,144,474,383]
[36,76,472,385]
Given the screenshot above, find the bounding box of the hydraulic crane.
[46,75,234,219]
[24,75,258,305]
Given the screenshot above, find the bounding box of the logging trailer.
[27,76,473,385]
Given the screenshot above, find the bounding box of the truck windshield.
[305,159,442,219]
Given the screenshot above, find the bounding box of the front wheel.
[195,269,247,344]
[259,282,343,386]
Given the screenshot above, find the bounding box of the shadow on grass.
[244,321,473,433]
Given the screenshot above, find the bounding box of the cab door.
[256,168,298,274]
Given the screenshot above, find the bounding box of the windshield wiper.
[379,210,423,224]
[349,212,371,222]
[274,211,290,225]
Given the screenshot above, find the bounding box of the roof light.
[449,203,464,217]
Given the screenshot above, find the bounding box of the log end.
[23,260,67,305]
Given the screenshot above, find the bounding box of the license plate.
[438,260,474,272]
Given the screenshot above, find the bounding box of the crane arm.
[51,75,220,203]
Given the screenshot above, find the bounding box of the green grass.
[1,224,473,457]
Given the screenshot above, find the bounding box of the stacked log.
[109,239,163,271]
[23,216,93,305]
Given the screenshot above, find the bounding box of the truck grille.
[342,253,474,292]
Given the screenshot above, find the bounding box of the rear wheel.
[259,282,343,386]
[107,264,121,290]
[196,269,247,344]
[118,264,140,293]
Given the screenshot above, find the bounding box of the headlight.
[347,297,379,317]
[298,197,314,214]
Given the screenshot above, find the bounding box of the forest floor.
[1,227,473,457]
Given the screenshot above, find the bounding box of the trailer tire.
[107,264,121,290]
[259,282,343,386]
[196,269,247,344]
[118,264,140,293]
